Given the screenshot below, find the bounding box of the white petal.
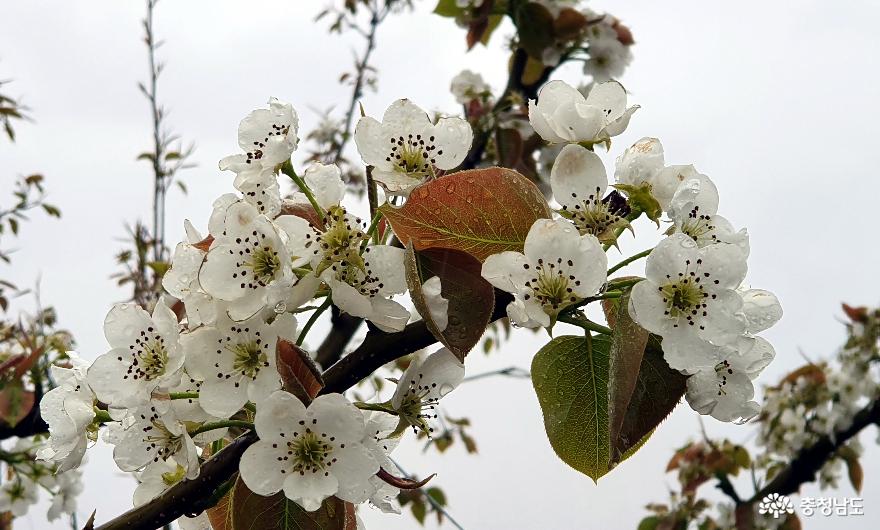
[421,276,449,332]
[419,348,465,401]
[332,443,380,504]
[304,163,346,209]
[240,442,288,495]
[327,278,373,320]
[199,378,250,419]
[363,245,407,295]
[103,303,153,349]
[481,252,529,294]
[430,117,473,169]
[283,472,338,512]
[585,80,627,121]
[644,233,700,284]
[309,393,366,444]
[550,144,608,209]
[740,289,782,334]
[700,242,748,289]
[354,116,390,168]
[255,391,307,439]
[368,297,411,333]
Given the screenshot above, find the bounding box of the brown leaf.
[276,338,324,404]
[0,382,35,427]
[553,8,589,40]
[404,246,495,361]
[281,201,325,230]
[231,479,357,530]
[380,167,551,262]
[377,468,435,489]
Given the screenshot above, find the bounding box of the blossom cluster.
[756,306,879,487]
[482,79,781,423]
[31,98,467,523]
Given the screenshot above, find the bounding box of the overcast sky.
[3,1,880,529]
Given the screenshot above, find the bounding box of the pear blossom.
[450,70,490,105]
[199,200,294,321]
[628,233,748,371]
[181,312,296,418]
[87,303,183,409]
[739,289,783,334]
[584,21,633,81]
[133,457,186,506]
[110,404,200,478]
[482,218,608,328]
[528,80,637,145]
[668,173,749,254]
[36,353,95,472]
[236,165,282,218]
[321,245,410,333]
[685,337,776,423]
[239,391,379,511]
[277,163,367,276]
[550,143,630,243]
[162,221,218,327]
[46,470,83,521]
[0,476,38,516]
[219,97,299,175]
[354,99,473,195]
[390,348,464,435]
[361,412,403,513]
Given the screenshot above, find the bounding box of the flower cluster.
[484,79,781,424]
[31,98,467,521]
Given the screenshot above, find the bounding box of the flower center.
[312,206,367,275]
[124,327,168,382]
[247,246,281,284]
[230,341,267,379]
[561,188,630,242]
[714,360,734,396]
[386,134,438,179]
[143,416,183,463]
[680,206,717,245]
[658,259,711,329]
[398,373,439,435]
[289,431,334,474]
[522,258,581,315]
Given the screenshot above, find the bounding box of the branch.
[314,307,363,369]
[94,291,511,529]
[742,396,880,505]
[93,433,257,530]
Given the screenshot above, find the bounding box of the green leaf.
[532,334,611,481]
[411,499,427,525]
[433,0,463,17]
[230,478,357,530]
[41,203,61,217]
[380,167,551,262]
[637,516,661,530]
[425,487,446,507]
[404,245,495,361]
[481,15,503,46]
[515,3,555,59]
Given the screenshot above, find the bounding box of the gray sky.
[2,1,880,529]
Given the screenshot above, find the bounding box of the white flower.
[614,137,665,189]
[239,392,379,511]
[584,23,632,82]
[237,165,283,218]
[111,404,200,478]
[200,200,294,321]
[219,97,299,174]
[321,245,410,333]
[390,348,464,435]
[181,312,296,418]
[482,219,607,328]
[36,353,96,472]
[87,303,183,409]
[354,99,473,195]
[528,80,637,145]
[685,337,775,423]
[47,470,83,521]
[668,173,749,254]
[421,276,449,331]
[0,475,38,517]
[550,144,630,242]
[133,457,187,507]
[450,70,490,105]
[361,412,402,514]
[163,221,217,327]
[628,233,748,371]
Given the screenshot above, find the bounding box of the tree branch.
[742,396,880,505]
[93,292,511,529]
[314,307,363,369]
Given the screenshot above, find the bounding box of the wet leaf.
[380,167,551,262]
[230,478,357,530]
[532,334,612,481]
[276,338,324,404]
[404,245,495,361]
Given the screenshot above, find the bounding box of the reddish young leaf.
[404,245,495,361]
[276,338,324,404]
[281,201,325,230]
[0,382,35,428]
[380,167,551,262]
[230,479,357,530]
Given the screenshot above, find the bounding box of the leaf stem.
[281,161,325,220]
[363,209,383,249]
[168,392,199,400]
[557,313,612,335]
[297,297,332,346]
[188,420,254,437]
[607,277,644,291]
[608,248,652,275]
